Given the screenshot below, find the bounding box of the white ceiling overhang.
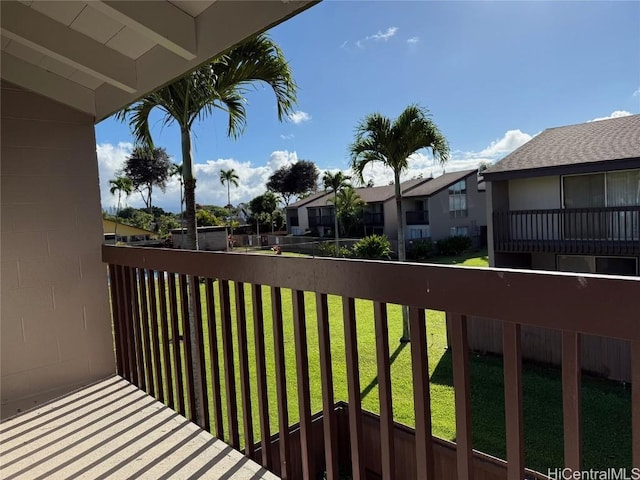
[1,0,317,122]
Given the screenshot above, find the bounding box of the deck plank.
[0,375,278,480]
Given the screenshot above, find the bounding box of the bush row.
[407,235,472,260]
[317,234,392,260]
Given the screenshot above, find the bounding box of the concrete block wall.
[1,82,114,418]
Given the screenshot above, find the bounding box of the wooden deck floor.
[0,376,278,480]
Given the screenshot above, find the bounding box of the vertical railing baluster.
[562,331,582,469]
[128,267,144,389]
[252,284,272,469]
[503,322,524,479]
[147,269,163,401]
[449,312,473,480]
[632,340,640,467]
[271,286,291,479]
[410,307,434,479]
[374,302,395,480]
[108,265,125,376]
[235,282,254,457]
[190,275,208,429]
[138,268,154,394]
[293,290,314,478]
[343,296,364,480]
[168,272,185,416]
[158,271,174,408]
[316,293,338,480]
[118,265,134,382]
[205,278,224,439]
[220,279,240,449]
[179,274,197,422]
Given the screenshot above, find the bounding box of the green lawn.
[157,250,631,473]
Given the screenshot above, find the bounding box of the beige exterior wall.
[508,175,561,210]
[1,83,114,418]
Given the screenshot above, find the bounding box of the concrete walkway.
[0,376,278,479]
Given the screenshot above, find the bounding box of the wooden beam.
[1,1,137,93]
[1,52,95,116]
[90,1,196,60]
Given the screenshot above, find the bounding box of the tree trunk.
[114,192,121,242]
[227,184,233,251]
[181,128,198,251]
[334,191,340,251]
[179,126,205,428]
[395,171,410,343]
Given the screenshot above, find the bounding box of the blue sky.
[97,1,640,212]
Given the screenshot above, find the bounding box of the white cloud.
[339,40,348,49]
[589,110,633,122]
[478,129,533,157]
[288,110,311,124]
[633,87,640,97]
[98,146,301,213]
[407,36,420,44]
[367,26,398,41]
[97,142,134,209]
[280,133,295,140]
[355,40,364,49]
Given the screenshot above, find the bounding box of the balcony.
[309,215,335,228]
[493,206,640,255]
[406,210,429,225]
[363,212,384,226]
[98,245,639,479]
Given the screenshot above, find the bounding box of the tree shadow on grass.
[360,342,408,401]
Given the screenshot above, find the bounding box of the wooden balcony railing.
[494,206,640,255]
[103,245,640,479]
[406,210,429,225]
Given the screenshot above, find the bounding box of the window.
[409,227,430,239]
[450,226,469,237]
[449,179,467,218]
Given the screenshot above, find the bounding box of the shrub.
[435,235,472,256]
[407,239,435,260]
[317,242,350,258]
[352,234,392,260]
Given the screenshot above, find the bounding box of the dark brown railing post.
[316,293,338,480]
[167,272,185,416]
[632,339,640,467]
[235,282,255,457]
[252,284,271,469]
[292,290,314,479]
[179,274,197,423]
[343,296,364,480]
[271,286,291,479]
[108,265,125,376]
[374,302,396,480]
[128,267,143,389]
[449,312,473,480]
[205,278,224,439]
[409,307,434,479]
[157,271,174,408]
[138,268,154,395]
[147,269,164,402]
[562,330,582,469]
[503,322,524,479]
[220,279,239,449]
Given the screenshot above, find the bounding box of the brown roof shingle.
[403,169,477,198]
[484,114,640,178]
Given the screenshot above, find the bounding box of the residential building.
[484,114,640,275]
[103,218,156,244]
[286,170,487,248]
[1,3,638,478]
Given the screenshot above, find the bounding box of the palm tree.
[220,169,239,250]
[350,104,449,341]
[171,163,185,231]
[323,171,351,249]
[335,185,365,237]
[117,34,296,429]
[108,176,133,243]
[117,33,297,251]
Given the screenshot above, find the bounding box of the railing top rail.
[495,205,640,214]
[102,245,640,341]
